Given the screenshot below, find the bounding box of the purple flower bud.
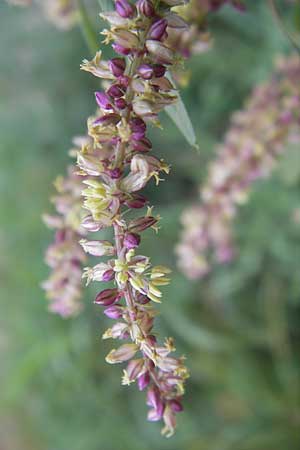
[95,91,112,110]
[115,0,135,18]
[118,75,130,88]
[107,167,122,179]
[104,304,123,319]
[146,388,165,418]
[128,216,157,232]
[124,232,141,249]
[138,64,154,79]
[125,194,148,209]
[130,117,147,135]
[93,113,121,126]
[109,57,126,77]
[107,84,125,98]
[136,293,150,304]
[102,269,115,282]
[148,18,168,41]
[146,334,157,346]
[112,43,131,56]
[137,371,150,390]
[137,0,155,17]
[131,137,152,152]
[169,399,183,412]
[146,386,160,408]
[153,64,166,78]
[114,97,127,109]
[95,288,120,306]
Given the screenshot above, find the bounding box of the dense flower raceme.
[176,54,300,279]
[69,0,190,436]
[42,156,87,317]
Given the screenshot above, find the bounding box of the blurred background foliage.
[1,1,300,449]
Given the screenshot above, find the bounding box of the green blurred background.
[1,1,300,449]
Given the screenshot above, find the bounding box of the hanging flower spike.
[78,0,189,437]
[176,54,300,279]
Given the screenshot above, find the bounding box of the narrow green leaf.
[165,74,198,149]
[165,92,198,149]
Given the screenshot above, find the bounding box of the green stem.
[76,0,99,55]
[268,0,300,54]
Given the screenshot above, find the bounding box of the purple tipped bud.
[146,334,157,346]
[153,64,166,78]
[95,91,112,110]
[107,84,125,98]
[112,43,131,56]
[114,97,127,109]
[104,304,123,319]
[95,288,121,306]
[146,388,165,418]
[132,137,152,152]
[118,75,130,88]
[137,371,150,390]
[138,64,154,79]
[169,399,183,412]
[124,232,141,249]
[136,293,150,304]
[93,113,120,126]
[130,117,147,135]
[109,57,126,77]
[137,0,155,17]
[107,167,122,179]
[128,216,157,233]
[115,0,135,18]
[102,269,115,282]
[148,18,168,41]
[125,194,148,209]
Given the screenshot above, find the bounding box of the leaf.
[164,75,198,149]
[98,0,113,12]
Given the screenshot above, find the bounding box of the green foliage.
[1,1,300,449]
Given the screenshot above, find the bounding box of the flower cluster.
[72,0,190,436]
[42,156,87,317]
[176,54,300,279]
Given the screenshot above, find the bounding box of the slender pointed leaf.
[165,74,198,149]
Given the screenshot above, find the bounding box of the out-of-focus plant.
[42,137,91,317]
[5,0,78,29]
[176,53,300,279]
